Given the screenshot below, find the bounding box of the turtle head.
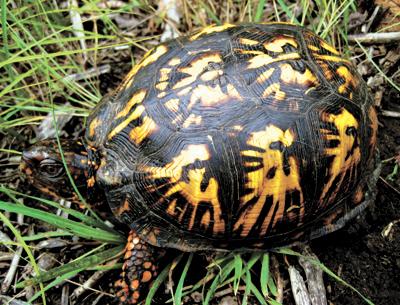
[20,139,92,202]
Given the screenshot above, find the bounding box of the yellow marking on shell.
[318,61,334,80]
[156,81,168,91]
[168,57,181,66]
[320,108,361,204]
[336,66,358,94]
[307,45,319,51]
[262,83,286,100]
[182,113,202,128]
[129,116,158,145]
[172,113,183,125]
[227,84,242,100]
[158,91,167,98]
[165,168,220,231]
[108,105,145,139]
[235,49,265,56]
[188,48,211,55]
[239,38,259,45]
[116,90,147,119]
[201,70,223,81]
[200,210,211,228]
[189,23,235,41]
[159,68,172,81]
[88,117,101,138]
[280,63,319,87]
[124,76,135,90]
[232,125,243,131]
[173,53,222,89]
[167,198,177,215]
[263,37,298,52]
[144,144,225,234]
[313,54,351,64]
[165,98,180,112]
[121,45,168,89]
[248,53,300,69]
[320,40,340,55]
[256,67,275,84]
[189,83,241,109]
[235,125,303,236]
[177,87,192,96]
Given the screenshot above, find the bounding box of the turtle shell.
[85,23,378,251]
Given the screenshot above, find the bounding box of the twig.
[381,110,400,118]
[214,285,246,298]
[159,0,181,42]
[379,176,400,196]
[61,284,69,305]
[71,268,112,299]
[363,6,380,33]
[36,103,73,140]
[348,32,400,44]
[63,65,111,82]
[1,246,23,293]
[0,252,14,261]
[0,295,30,305]
[299,246,327,305]
[68,0,87,62]
[289,266,311,305]
[271,254,284,303]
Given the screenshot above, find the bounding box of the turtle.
[20,22,380,304]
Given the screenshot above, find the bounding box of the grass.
[0,0,387,304]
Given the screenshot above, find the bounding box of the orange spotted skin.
[115,231,157,304]
[84,23,378,251]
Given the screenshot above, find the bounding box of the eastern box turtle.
[20,23,380,304]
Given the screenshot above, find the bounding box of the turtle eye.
[39,160,64,178]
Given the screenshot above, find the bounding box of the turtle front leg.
[115,230,158,304]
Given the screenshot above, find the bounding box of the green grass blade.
[241,269,252,305]
[0,201,124,243]
[260,253,270,297]
[174,253,193,305]
[146,262,172,305]
[0,212,47,305]
[28,268,84,303]
[267,273,278,297]
[0,186,111,231]
[248,279,269,305]
[16,245,123,287]
[254,0,266,22]
[233,254,243,295]
[203,274,220,305]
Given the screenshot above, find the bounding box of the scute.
[87,23,378,251]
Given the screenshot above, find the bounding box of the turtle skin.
[71,23,380,303]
